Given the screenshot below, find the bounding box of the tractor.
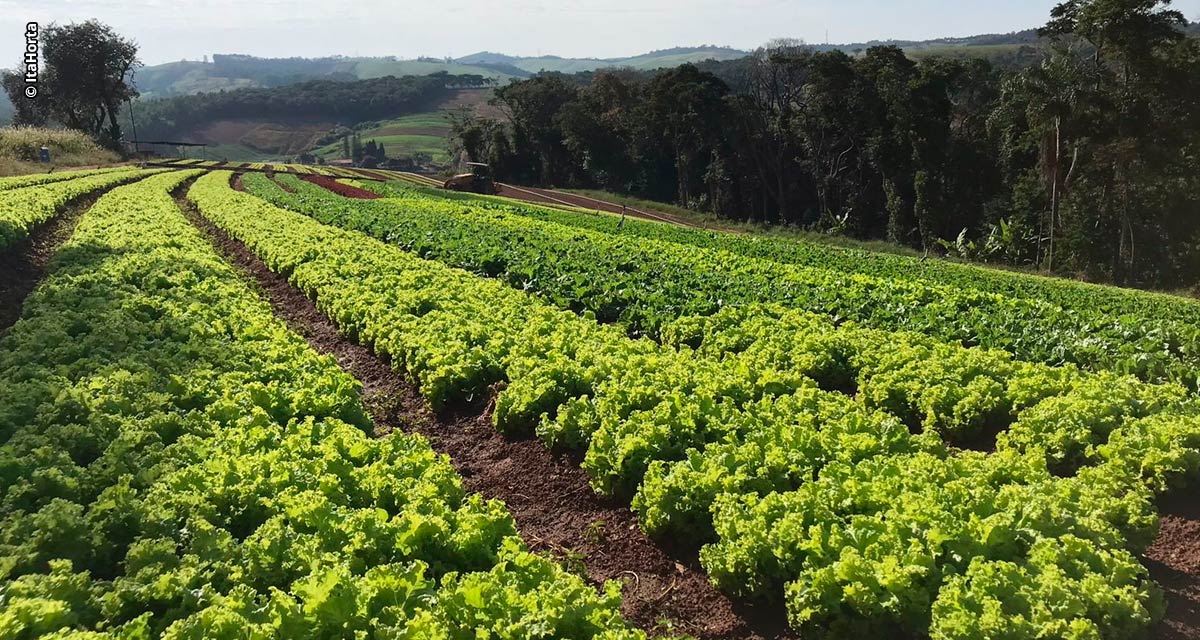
[443,162,495,195]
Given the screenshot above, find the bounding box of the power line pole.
[126,68,140,157]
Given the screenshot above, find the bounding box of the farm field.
[1,165,1199,639]
[257,174,1200,387]
[311,112,455,165]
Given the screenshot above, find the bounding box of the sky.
[2,0,1199,66]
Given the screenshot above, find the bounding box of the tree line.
[132,72,490,140]
[452,0,1200,288]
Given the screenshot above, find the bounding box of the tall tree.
[993,51,1104,269]
[1043,0,1187,69]
[1037,0,1196,281]
[493,74,580,185]
[558,71,642,191]
[641,64,729,206]
[41,21,139,148]
[856,47,921,245]
[736,40,809,223]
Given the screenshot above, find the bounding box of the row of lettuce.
[0,171,657,639]
[246,173,1200,389]
[154,159,367,179]
[200,170,1200,638]
[363,177,1200,327]
[0,168,166,250]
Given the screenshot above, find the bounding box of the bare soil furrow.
[173,184,792,640]
[0,189,106,336]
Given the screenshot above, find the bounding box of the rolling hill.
[4,22,1195,126]
[126,48,750,99]
[454,46,750,74]
[40,22,1190,109]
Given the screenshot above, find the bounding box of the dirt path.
[494,183,730,231]
[266,173,295,193]
[1147,492,1200,639]
[0,191,103,336]
[173,182,791,640]
[299,174,381,199]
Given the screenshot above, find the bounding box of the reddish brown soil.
[300,174,380,199]
[440,88,505,120]
[497,184,712,231]
[173,182,792,640]
[0,191,103,335]
[266,173,295,193]
[1147,492,1200,639]
[185,118,334,156]
[231,173,247,192]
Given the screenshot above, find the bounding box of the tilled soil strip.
[1145,492,1200,640]
[265,173,295,193]
[299,174,381,199]
[0,190,105,336]
[172,184,792,640]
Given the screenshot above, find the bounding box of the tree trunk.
[775,171,788,224]
[1048,117,1061,272]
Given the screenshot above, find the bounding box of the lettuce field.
[0,165,1198,639]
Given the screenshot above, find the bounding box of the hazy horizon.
[2,0,1197,67]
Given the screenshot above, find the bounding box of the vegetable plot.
[0,170,655,639]
[0,168,163,249]
[195,170,1200,638]
[250,173,1200,388]
[354,179,1200,327]
[0,166,130,192]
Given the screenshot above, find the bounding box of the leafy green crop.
[199,170,1200,638]
[355,178,1200,328]
[0,166,130,192]
[250,173,1200,388]
[0,168,163,249]
[0,171,656,639]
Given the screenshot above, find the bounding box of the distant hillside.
[128,77,493,163]
[455,46,749,74]
[117,22,1198,100]
[813,28,1043,53]
[131,54,515,99]
[4,22,1193,126]
[130,48,751,98]
[817,22,1196,64]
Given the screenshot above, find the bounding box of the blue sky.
[2,0,1199,65]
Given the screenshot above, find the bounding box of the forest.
[452,0,1200,288]
[132,72,491,140]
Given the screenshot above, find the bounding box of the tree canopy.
[454,0,1200,289]
[2,20,139,149]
